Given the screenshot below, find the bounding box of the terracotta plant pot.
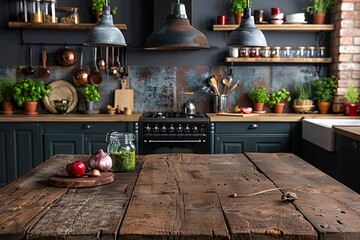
[313,13,325,24]
[234,13,242,25]
[2,102,14,115]
[317,101,331,114]
[253,102,265,112]
[344,103,359,116]
[273,103,285,113]
[24,101,38,115]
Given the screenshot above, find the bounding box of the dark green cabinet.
[335,134,360,193]
[213,122,292,154]
[0,123,43,186]
[44,122,136,160]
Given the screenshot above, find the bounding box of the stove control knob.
[153,125,159,132]
[177,126,183,132]
[184,126,190,132]
[145,126,151,132]
[161,125,167,132]
[169,126,175,132]
[192,126,198,133]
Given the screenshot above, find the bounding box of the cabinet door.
[13,123,43,178]
[44,134,84,160]
[215,134,290,154]
[84,134,108,154]
[0,125,9,186]
[335,135,360,193]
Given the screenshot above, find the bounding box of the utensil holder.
[214,94,228,113]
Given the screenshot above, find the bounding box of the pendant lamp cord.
[247,0,250,7]
[105,0,108,7]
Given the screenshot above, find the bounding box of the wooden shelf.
[8,22,127,31]
[213,24,334,32]
[226,57,332,63]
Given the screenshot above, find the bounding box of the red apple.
[66,160,86,178]
[241,107,253,114]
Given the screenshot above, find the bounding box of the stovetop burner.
[141,112,208,119]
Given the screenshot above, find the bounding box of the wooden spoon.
[227,81,241,94]
[209,75,220,95]
[39,48,50,78]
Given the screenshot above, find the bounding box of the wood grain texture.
[226,57,332,63]
[8,22,127,30]
[213,24,334,31]
[0,154,143,240]
[246,152,360,240]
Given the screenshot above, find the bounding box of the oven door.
[140,138,209,154]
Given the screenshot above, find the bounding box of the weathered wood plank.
[26,155,143,240]
[246,152,360,240]
[207,154,317,240]
[120,154,230,240]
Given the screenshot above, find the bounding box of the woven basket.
[293,99,314,113]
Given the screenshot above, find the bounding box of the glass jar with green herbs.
[106,131,136,172]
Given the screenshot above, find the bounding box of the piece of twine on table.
[228,185,312,202]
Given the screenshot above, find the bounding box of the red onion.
[89,149,112,172]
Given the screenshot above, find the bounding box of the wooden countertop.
[1,112,358,122]
[0,113,141,122]
[334,126,360,142]
[1,153,359,239]
[207,113,360,122]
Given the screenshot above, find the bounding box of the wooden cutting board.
[49,172,114,188]
[216,113,259,117]
[114,79,134,112]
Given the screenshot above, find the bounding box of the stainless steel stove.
[138,112,210,154]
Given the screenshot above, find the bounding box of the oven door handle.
[147,140,203,143]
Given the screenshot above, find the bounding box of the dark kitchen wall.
[0,0,329,113]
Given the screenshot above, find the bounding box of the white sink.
[302,119,360,151]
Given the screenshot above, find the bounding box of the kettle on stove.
[184,100,196,115]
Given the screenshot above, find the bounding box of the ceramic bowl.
[271,13,284,20]
[271,19,284,25]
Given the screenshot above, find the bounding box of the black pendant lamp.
[84,0,126,47]
[227,0,267,47]
[145,0,209,50]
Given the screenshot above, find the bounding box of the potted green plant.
[0,77,15,114]
[305,0,334,24]
[312,75,337,114]
[247,86,269,112]
[82,84,100,112]
[293,82,313,113]
[230,0,252,24]
[92,0,118,22]
[13,79,51,115]
[268,88,291,113]
[343,86,359,116]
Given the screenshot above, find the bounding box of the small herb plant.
[230,0,252,14]
[312,75,337,102]
[295,82,312,100]
[344,86,359,104]
[305,0,334,14]
[82,84,100,102]
[0,77,15,103]
[248,86,269,103]
[13,79,51,107]
[268,88,291,108]
[92,0,118,15]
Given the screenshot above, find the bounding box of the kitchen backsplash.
[0,64,325,113]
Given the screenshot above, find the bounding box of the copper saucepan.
[58,46,77,66]
[72,49,90,87]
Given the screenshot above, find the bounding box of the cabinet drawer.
[215,122,291,134]
[45,122,129,134]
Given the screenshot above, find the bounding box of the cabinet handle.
[248,124,258,129]
[352,142,358,149]
[83,124,92,129]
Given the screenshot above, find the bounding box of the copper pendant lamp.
[84,0,126,47]
[145,0,209,50]
[227,0,267,47]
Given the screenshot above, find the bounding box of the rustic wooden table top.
[1,153,359,239]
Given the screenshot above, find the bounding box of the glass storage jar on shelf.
[250,47,261,58]
[29,0,42,23]
[296,46,306,58]
[16,0,29,22]
[57,7,79,24]
[106,131,136,172]
[42,0,57,23]
[260,47,271,58]
[316,46,327,57]
[306,46,316,58]
[239,47,250,57]
[281,46,292,58]
[270,46,281,58]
